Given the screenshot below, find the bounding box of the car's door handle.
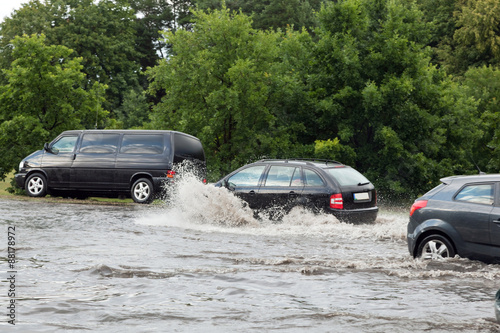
[289,191,298,198]
[493,219,500,225]
[248,190,256,196]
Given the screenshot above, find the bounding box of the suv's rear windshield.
[326,167,370,186]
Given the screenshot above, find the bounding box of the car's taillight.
[167,170,176,178]
[330,193,344,209]
[410,200,428,216]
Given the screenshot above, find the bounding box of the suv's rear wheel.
[417,235,455,260]
[25,173,48,197]
[131,178,154,204]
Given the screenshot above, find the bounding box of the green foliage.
[148,7,312,180]
[314,138,356,165]
[194,0,323,31]
[0,0,144,124]
[461,65,500,172]
[429,0,500,75]
[116,88,150,129]
[455,0,500,62]
[0,34,106,180]
[310,0,479,198]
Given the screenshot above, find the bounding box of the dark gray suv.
[407,174,500,263]
[214,159,378,223]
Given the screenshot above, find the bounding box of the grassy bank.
[0,172,14,197]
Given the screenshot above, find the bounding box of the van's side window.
[120,135,164,154]
[51,136,78,153]
[80,134,120,154]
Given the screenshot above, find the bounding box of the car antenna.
[470,155,486,175]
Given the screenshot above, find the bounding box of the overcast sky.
[0,0,29,23]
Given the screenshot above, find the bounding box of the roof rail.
[256,158,343,166]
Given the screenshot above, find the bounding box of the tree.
[0,34,106,180]
[461,65,500,172]
[1,0,142,121]
[148,7,310,178]
[310,0,480,197]
[194,0,323,31]
[433,0,500,75]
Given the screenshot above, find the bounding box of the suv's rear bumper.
[328,206,379,223]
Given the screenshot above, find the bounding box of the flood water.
[1,177,500,332]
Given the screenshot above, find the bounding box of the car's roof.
[59,129,200,139]
[254,159,345,168]
[441,174,500,184]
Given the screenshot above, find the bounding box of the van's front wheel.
[131,178,154,204]
[25,173,48,198]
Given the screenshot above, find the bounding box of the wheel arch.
[129,172,155,190]
[413,229,457,258]
[25,169,48,179]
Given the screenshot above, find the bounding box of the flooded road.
[1,179,500,332]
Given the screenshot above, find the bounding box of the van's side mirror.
[44,143,58,155]
[225,180,236,191]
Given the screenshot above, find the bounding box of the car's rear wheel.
[131,178,154,204]
[417,235,455,260]
[25,173,48,198]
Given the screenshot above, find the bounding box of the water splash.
[135,169,409,242]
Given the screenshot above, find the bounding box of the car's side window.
[51,136,78,153]
[80,134,121,154]
[228,165,266,187]
[291,168,303,186]
[264,166,301,187]
[455,184,494,205]
[120,134,164,154]
[304,169,325,186]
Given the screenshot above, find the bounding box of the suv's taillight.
[330,194,344,209]
[410,200,427,216]
[167,170,176,178]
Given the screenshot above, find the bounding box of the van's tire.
[131,178,154,204]
[25,173,48,198]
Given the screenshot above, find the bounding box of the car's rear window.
[326,167,370,186]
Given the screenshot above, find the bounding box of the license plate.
[354,192,370,201]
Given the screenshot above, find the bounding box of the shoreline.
[0,193,137,206]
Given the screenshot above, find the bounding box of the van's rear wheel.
[25,173,48,197]
[131,178,154,204]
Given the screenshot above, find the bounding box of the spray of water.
[133,168,500,279]
[164,173,260,227]
[135,164,408,241]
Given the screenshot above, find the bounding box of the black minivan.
[15,130,206,203]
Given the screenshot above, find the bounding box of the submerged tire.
[417,234,455,260]
[131,178,154,204]
[25,173,48,198]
